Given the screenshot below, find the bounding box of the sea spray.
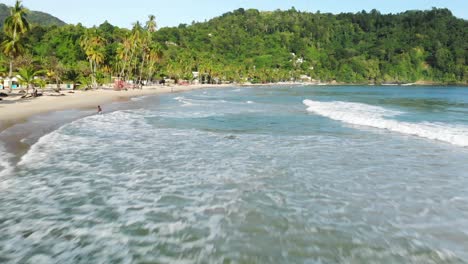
[2,86,468,262]
[303,99,468,147]
[0,144,13,178]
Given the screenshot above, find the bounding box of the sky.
[1,0,467,29]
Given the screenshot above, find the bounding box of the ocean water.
[1,85,468,263]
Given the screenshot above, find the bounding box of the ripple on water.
[1,92,468,263]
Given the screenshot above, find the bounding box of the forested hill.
[155,8,467,84]
[4,7,467,85]
[0,3,66,27]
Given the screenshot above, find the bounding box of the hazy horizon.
[1,0,467,29]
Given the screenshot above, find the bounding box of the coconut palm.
[44,56,65,91]
[80,29,106,88]
[136,15,159,85]
[146,43,163,82]
[128,22,143,82]
[146,15,157,33]
[138,34,150,86]
[1,37,24,92]
[2,0,29,79]
[17,67,44,96]
[117,36,133,81]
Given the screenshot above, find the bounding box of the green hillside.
[154,8,467,84]
[0,3,66,27]
[1,7,466,85]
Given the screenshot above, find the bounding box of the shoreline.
[2,82,467,158]
[2,82,467,129]
[0,84,231,129]
[0,84,232,164]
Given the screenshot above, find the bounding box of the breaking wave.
[304,99,468,147]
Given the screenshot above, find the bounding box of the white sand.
[0,84,229,124]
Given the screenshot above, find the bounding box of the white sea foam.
[303,99,468,147]
[131,95,150,101]
[174,96,196,106]
[0,144,13,178]
[3,99,468,261]
[18,110,148,167]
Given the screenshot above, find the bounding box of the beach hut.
[11,77,19,89]
[300,75,312,82]
[3,77,11,89]
[3,77,19,89]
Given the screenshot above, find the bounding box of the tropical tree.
[2,0,30,79]
[80,28,106,88]
[16,67,44,96]
[1,37,24,78]
[117,36,133,81]
[146,15,157,33]
[128,22,143,82]
[63,69,80,90]
[146,43,163,82]
[44,56,65,91]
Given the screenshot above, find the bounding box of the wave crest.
[303,99,468,147]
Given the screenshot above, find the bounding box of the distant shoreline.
[240,80,468,86]
[0,84,233,130]
[2,82,467,129]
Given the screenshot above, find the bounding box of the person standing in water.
[97,105,102,114]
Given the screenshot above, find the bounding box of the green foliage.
[0,6,466,85]
[151,7,466,84]
[17,67,44,85]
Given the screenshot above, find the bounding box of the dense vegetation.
[156,8,467,84]
[1,3,467,87]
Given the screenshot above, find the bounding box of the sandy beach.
[0,84,230,128]
[0,84,232,160]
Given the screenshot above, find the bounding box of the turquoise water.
[1,85,468,263]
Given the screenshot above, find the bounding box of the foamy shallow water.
[1,86,468,263]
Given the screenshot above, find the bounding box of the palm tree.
[2,0,29,79]
[138,33,150,86]
[80,29,106,88]
[44,56,64,91]
[136,15,159,86]
[17,67,44,96]
[146,43,163,82]
[128,22,143,83]
[117,36,133,81]
[146,15,157,33]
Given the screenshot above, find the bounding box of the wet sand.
[0,84,232,163]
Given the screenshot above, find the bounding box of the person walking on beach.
[97,105,102,114]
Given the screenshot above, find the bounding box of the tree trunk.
[93,61,98,88]
[119,47,130,81]
[8,60,13,93]
[56,76,60,91]
[8,26,17,93]
[126,42,137,82]
[89,59,96,88]
[138,54,146,88]
[28,84,34,96]
[8,60,13,78]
